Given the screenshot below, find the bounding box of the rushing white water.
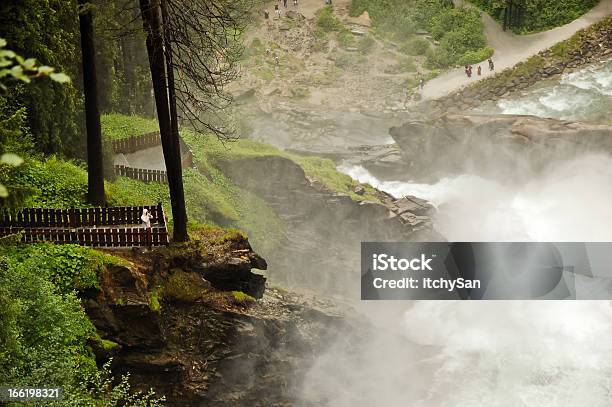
[340,153,612,242]
[309,156,612,406]
[301,61,612,407]
[493,59,612,123]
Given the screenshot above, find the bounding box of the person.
[488,58,494,71]
[274,55,280,66]
[294,0,298,6]
[477,65,482,76]
[264,9,269,20]
[464,65,469,77]
[467,65,472,78]
[141,209,153,228]
[276,5,281,18]
[419,77,425,90]
[283,0,287,7]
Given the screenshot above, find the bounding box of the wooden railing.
[0,226,169,247]
[0,204,166,228]
[111,132,194,184]
[0,204,169,247]
[114,166,168,184]
[111,132,161,154]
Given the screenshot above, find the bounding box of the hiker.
[274,55,280,66]
[419,77,425,90]
[264,9,269,20]
[488,58,494,71]
[477,65,482,76]
[294,0,298,6]
[283,0,287,7]
[464,65,469,77]
[141,209,153,228]
[467,65,472,78]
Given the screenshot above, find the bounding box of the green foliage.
[231,290,256,304]
[400,37,430,56]
[350,1,488,67]
[428,7,488,67]
[0,1,80,156]
[470,0,598,33]
[338,30,355,48]
[2,156,88,208]
[0,255,97,399]
[316,6,344,32]
[0,243,118,293]
[456,46,494,66]
[0,38,71,91]
[101,113,160,140]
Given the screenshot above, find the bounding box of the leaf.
[37,65,55,75]
[49,72,71,83]
[0,184,8,198]
[0,50,16,58]
[0,38,6,48]
[1,153,24,166]
[22,58,37,70]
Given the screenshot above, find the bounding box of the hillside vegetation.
[349,0,493,67]
[469,0,599,33]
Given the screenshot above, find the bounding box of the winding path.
[422,0,612,99]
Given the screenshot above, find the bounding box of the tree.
[137,0,251,241]
[139,0,189,242]
[78,1,105,206]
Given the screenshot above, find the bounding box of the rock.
[390,113,612,178]
[234,87,256,101]
[392,195,435,216]
[415,29,428,35]
[351,29,366,36]
[354,185,366,195]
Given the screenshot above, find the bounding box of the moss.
[231,290,256,304]
[100,339,119,350]
[163,269,209,303]
[149,288,162,312]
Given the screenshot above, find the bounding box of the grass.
[101,113,160,140]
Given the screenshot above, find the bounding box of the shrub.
[338,30,355,47]
[316,6,343,32]
[400,37,431,56]
[456,46,494,66]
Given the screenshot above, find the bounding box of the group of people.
[464,58,495,78]
[264,0,299,19]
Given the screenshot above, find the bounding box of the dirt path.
[422,0,612,99]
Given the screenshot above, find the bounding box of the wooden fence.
[0,204,166,228]
[0,226,169,247]
[111,131,194,169]
[111,132,161,154]
[114,166,168,183]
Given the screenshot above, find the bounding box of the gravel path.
[422,0,612,99]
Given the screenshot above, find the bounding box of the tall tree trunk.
[78,0,105,206]
[139,0,189,242]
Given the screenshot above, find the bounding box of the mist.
[298,60,612,406]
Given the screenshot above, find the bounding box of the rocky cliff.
[83,230,357,406]
[390,113,612,179]
[216,154,440,295]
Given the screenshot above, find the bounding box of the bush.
[400,37,430,56]
[338,30,355,47]
[456,46,494,66]
[316,6,343,32]
[470,0,598,33]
